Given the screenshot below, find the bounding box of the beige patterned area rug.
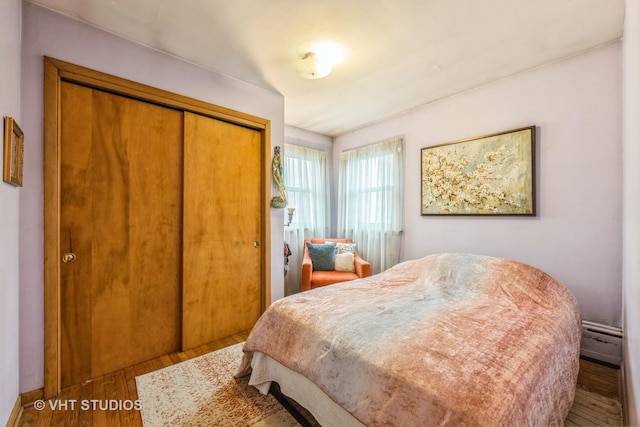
[135,343,300,426]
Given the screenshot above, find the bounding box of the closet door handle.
[62,252,77,263]
[253,241,260,248]
[62,229,77,264]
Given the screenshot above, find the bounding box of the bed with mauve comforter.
[236,253,581,426]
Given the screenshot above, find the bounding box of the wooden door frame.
[43,57,271,399]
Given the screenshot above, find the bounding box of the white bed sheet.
[248,351,365,427]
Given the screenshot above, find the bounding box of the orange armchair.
[301,238,371,291]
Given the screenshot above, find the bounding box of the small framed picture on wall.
[3,116,24,187]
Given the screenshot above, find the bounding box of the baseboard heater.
[580,320,623,366]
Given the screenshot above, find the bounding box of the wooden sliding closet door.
[59,81,183,388]
[183,112,263,349]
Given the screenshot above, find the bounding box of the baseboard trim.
[20,388,44,407]
[5,395,22,427]
[620,361,629,427]
[581,320,623,366]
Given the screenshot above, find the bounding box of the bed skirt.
[248,351,365,427]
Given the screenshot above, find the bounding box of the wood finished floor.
[17,339,623,427]
[566,358,623,426]
[17,331,250,427]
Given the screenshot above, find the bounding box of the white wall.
[285,124,333,152]
[334,43,622,328]
[0,0,22,423]
[19,2,285,393]
[622,0,640,423]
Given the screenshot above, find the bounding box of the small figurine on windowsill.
[271,146,287,208]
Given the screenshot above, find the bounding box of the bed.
[236,253,581,426]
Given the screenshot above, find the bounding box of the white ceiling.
[29,0,625,137]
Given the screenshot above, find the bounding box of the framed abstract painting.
[421,126,535,216]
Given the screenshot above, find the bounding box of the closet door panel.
[59,81,94,386]
[183,112,262,349]
[59,82,183,387]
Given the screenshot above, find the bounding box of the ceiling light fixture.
[296,52,332,79]
[296,41,346,80]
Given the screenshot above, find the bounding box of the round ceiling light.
[296,53,332,79]
[296,41,346,80]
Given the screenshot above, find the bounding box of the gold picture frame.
[421,126,535,216]
[3,116,24,187]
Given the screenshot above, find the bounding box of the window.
[284,144,329,232]
[338,138,403,273]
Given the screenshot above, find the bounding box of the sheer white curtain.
[338,138,403,274]
[283,143,330,295]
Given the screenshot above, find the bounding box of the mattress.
[236,253,582,426]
